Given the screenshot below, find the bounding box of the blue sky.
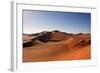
[23,10,91,34]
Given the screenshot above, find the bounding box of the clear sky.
[23,10,91,34]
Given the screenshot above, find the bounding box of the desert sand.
[23,30,91,62]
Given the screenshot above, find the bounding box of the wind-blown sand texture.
[23,31,91,62]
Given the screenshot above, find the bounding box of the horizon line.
[23,30,91,34]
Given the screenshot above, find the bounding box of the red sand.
[23,36,91,62]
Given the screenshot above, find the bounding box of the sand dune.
[23,30,91,62]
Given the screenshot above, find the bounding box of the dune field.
[23,30,91,62]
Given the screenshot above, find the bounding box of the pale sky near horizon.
[23,10,91,34]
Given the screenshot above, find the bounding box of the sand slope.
[23,31,91,62]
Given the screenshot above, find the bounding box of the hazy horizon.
[23,30,91,34]
[23,10,91,34]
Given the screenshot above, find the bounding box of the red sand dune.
[23,31,91,62]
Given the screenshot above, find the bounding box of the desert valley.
[23,30,91,62]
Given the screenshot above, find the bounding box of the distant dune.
[23,30,91,62]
